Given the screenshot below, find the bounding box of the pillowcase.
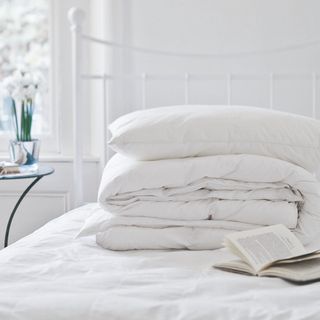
[108,105,320,172]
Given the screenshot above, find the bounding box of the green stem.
[26,101,30,141]
[28,99,33,141]
[17,99,34,141]
[20,100,25,141]
[11,98,19,141]
[29,105,33,140]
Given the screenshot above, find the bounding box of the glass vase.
[9,139,40,170]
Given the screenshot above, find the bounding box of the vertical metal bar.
[105,77,111,163]
[68,7,85,208]
[101,74,108,173]
[227,74,232,105]
[141,73,147,109]
[184,73,189,104]
[312,72,317,118]
[269,73,274,110]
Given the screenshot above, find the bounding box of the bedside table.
[0,165,54,247]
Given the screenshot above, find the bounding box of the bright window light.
[0,0,49,136]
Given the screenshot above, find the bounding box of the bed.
[2,6,320,320]
[0,203,320,320]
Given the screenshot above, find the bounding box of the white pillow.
[108,105,320,172]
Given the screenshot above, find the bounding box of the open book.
[214,224,320,283]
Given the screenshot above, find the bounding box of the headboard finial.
[68,7,85,31]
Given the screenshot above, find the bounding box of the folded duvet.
[80,154,320,250]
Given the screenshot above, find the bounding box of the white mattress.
[1,203,320,320]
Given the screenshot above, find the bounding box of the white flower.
[2,76,15,96]
[21,73,32,87]
[1,69,47,100]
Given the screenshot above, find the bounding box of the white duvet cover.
[2,203,320,320]
[91,154,320,250]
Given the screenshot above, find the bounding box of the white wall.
[100,0,320,119]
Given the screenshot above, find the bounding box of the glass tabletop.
[0,165,54,180]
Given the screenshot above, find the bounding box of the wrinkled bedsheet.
[1,203,320,320]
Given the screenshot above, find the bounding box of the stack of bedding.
[79,105,320,250]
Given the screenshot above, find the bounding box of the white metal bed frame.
[68,7,320,208]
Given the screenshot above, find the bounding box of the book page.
[215,257,320,283]
[214,259,255,275]
[274,250,320,264]
[225,224,307,273]
[261,258,320,282]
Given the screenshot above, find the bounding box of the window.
[0,0,50,137]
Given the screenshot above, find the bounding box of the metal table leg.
[4,176,43,248]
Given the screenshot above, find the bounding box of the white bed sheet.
[1,203,320,320]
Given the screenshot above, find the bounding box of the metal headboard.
[68,6,320,208]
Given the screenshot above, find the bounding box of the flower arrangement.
[2,70,45,141]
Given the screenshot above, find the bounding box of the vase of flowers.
[2,70,45,169]
[9,139,40,167]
